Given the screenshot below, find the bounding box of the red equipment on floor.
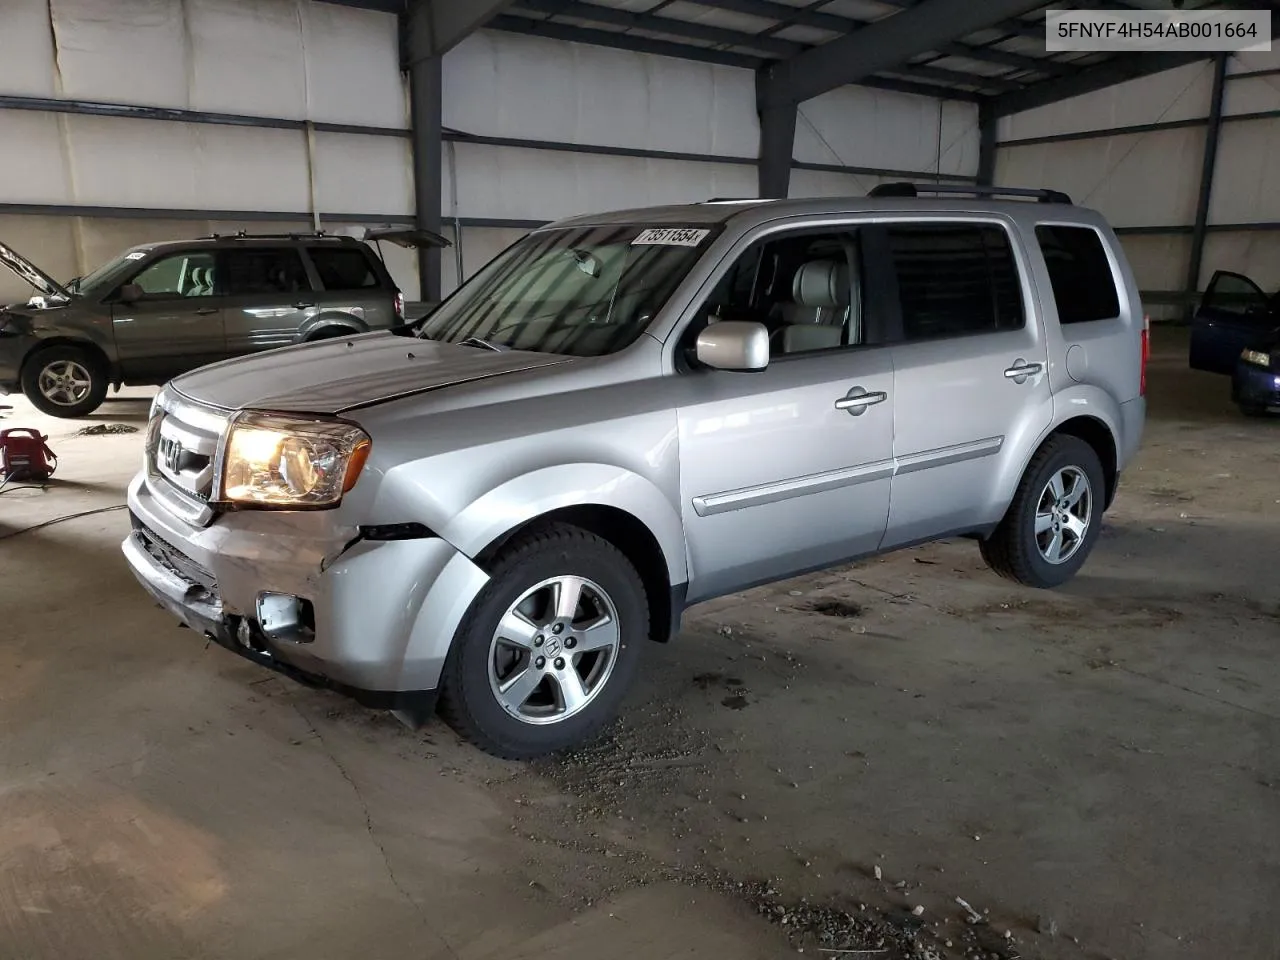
[0,428,58,483]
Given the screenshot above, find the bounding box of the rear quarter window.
[1035,225,1121,325]
[307,247,382,291]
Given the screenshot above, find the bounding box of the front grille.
[147,393,227,506]
[130,513,220,600]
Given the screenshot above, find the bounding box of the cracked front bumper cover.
[123,470,491,707]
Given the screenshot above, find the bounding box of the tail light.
[394,291,405,322]
[1139,314,1150,396]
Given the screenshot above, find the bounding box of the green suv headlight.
[220,412,371,508]
[1241,349,1272,368]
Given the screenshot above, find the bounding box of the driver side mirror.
[695,320,770,372]
[117,282,143,304]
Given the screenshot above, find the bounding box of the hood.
[0,240,71,300]
[169,332,573,415]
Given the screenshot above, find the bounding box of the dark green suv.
[0,229,443,417]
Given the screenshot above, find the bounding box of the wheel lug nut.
[534,636,543,647]
[554,657,566,670]
[564,637,576,649]
[552,623,564,634]
[534,656,546,669]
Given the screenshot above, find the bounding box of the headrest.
[792,260,850,308]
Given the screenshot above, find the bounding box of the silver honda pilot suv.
[123,186,1147,759]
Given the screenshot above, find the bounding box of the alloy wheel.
[1035,466,1092,565]
[38,360,94,407]
[487,575,621,725]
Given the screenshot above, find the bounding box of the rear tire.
[21,345,108,418]
[437,523,648,760]
[980,435,1106,589]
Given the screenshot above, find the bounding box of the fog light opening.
[256,593,316,644]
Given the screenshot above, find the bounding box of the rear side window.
[886,224,1024,341]
[308,246,381,291]
[1035,225,1121,324]
[225,248,311,296]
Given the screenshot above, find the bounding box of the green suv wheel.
[22,345,109,418]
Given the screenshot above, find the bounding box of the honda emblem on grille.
[159,436,183,473]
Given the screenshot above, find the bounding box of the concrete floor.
[1,330,1277,960]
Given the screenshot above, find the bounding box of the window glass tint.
[132,252,218,299]
[419,224,718,357]
[1202,271,1270,322]
[225,248,311,296]
[696,230,862,357]
[887,224,1024,340]
[1036,225,1121,324]
[309,247,380,291]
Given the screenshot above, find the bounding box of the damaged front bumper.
[121,471,489,709]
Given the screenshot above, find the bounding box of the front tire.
[438,523,648,760]
[1238,403,1268,418]
[980,435,1106,589]
[21,345,108,418]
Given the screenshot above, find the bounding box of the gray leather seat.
[779,259,852,354]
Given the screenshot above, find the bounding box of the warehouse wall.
[0,2,979,304]
[0,0,415,302]
[439,28,979,294]
[995,49,1280,319]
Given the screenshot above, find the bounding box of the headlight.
[220,412,371,508]
[1241,349,1272,368]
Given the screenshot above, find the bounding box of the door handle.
[834,387,888,416]
[194,308,219,316]
[1004,359,1043,382]
[294,302,316,309]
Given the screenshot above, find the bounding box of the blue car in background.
[1189,270,1280,417]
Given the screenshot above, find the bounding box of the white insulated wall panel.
[997,62,1214,142]
[46,0,190,107]
[1222,76,1280,117]
[443,30,759,160]
[794,87,979,177]
[995,128,1204,228]
[300,1,406,129]
[1208,119,1280,224]
[1116,233,1191,295]
[0,0,60,97]
[1200,231,1280,291]
[63,115,311,212]
[311,132,412,217]
[443,143,755,223]
[1228,48,1280,74]
[789,168,887,199]
[0,215,79,302]
[0,110,73,204]
[186,0,309,119]
[22,1,405,128]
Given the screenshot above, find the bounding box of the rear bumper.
[122,470,490,702]
[1232,362,1280,412]
[1117,396,1146,473]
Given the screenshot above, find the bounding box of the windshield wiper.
[458,336,511,353]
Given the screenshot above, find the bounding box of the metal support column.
[977,100,997,186]
[757,68,796,199]
[1184,53,1228,320]
[408,50,443,304]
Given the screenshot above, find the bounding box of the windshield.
[76,246,151,298]
[419,224,719,356]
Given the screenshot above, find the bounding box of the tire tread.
[437,522,646,760]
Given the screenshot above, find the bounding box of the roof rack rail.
[867,182,1073,205]
[201,230,359,241]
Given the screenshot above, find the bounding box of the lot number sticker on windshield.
[632,228,710,247]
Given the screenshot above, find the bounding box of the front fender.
[440,464,688,587]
